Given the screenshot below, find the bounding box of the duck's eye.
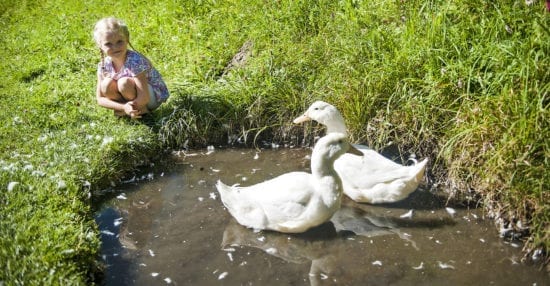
[314,108,319,110]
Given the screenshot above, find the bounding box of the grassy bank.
[1,0,548,283]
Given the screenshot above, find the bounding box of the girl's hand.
[129,110,142,119]
[123,102,141,119]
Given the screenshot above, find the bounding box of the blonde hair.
[93,17,130,48]
[93,17,138,72]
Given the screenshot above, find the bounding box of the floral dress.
[98,50,169,103]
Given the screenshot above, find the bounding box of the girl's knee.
[100,78,123,101]
[100,78,116,94]
[117,77,137,100]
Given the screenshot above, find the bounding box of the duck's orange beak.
[293,114,311,124]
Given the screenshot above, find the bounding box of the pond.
[95,147,548,285]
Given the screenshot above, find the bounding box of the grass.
[0,0,548,283]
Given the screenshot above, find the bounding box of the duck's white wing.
[335,156,427,203]
[352,144,402,169]
[247,172,314,218]
[335,154,413,188]
[218,172,315,230]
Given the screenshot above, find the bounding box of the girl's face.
[98,31,128,61]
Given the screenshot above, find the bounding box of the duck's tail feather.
[413,158,428,182]
[216,180,235,204]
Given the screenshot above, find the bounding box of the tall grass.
[0,0,548,283]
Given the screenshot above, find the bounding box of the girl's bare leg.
[117,77,137,101]
[99,78,127,116]
[118,77,150,116]
[100,77,124,101]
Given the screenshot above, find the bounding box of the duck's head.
[293,101,347,134]
[314,133,362,162]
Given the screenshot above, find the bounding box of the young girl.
[93,17,169,118]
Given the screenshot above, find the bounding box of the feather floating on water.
[400,209,414,219]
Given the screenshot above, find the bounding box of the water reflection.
[223,220,343,285]
[330,206,420,250]
[221,203,463,285]
[95,207,134,285]
[95,148,549,285]
[222,209,405,285]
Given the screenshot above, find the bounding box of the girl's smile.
[99,32,128,61]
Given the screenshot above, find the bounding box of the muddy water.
[95,148,548,286]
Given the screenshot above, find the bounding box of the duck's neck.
[310,155,341,192]
[324,114,348,135]
[311,155,336,178]
[311,155,342,206]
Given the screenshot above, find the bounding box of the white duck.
[293,101,428,204]
[216,133,362,233]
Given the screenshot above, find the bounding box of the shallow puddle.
[95,147,548,285]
